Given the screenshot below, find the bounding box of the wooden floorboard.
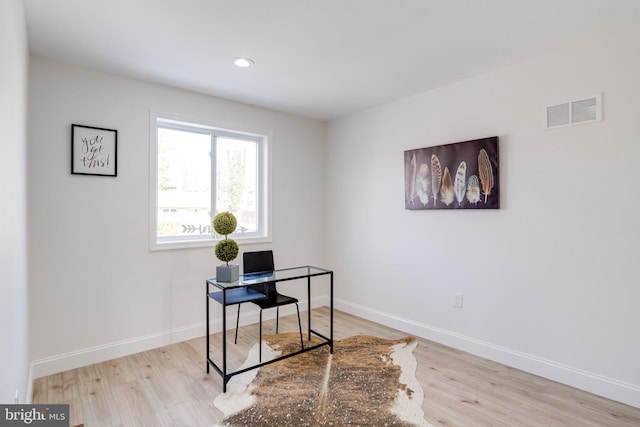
[32,308,640,426]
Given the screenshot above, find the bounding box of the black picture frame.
[71,124,118,177]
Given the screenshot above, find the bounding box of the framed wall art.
[404,136,499,210]
[71,124,118,176]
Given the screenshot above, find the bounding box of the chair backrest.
[243,250,278,297]
[243,250,274,274]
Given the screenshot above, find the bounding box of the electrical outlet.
[454,292,463,308]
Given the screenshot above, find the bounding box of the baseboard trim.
[335,298,640,409]
[28,296,327,381]
[29,321,203,380]
[28,296,639,408]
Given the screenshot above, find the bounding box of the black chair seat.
[251,292,298,309]
[236,250,304,361]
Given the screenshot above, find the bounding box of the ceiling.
[23,0,639,122]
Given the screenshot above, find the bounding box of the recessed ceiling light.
[233,57,254,68]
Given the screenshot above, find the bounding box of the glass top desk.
[205,266,333,392]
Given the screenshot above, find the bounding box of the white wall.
[0,0,29,404]
[0,0,29,403]
[326,26,640,407]
[27,56,326,376]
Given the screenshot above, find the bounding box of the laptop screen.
[243,250,274,274]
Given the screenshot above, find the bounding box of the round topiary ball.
[215,239,239,263]
[213,211,237,236]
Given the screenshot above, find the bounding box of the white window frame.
[149,111,271,250]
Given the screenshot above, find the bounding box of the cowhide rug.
[213,333,432,427]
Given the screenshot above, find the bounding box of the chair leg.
[259,309,263,362]
[234,304,241,344]
[276,307,280,333]
[295,303,303,350]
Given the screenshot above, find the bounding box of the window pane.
[216,137,258,235]
[157,127,212,240]
[152,113,269,249]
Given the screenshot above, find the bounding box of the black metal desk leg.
[206,281,210,373]
[222,289,227,392]
[307,275,312,341]
[330,271,334,354]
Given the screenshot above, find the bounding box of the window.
[150,113,270,249]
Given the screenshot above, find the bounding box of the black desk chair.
[236,250,304,361]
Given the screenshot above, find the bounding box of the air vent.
[544,94,602,129]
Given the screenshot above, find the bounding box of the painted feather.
[466,175,481,205]
[408,153,416,206]
[416,163,430,206]
[478,149,494,204]
[454,161,467,206]
[430,154,442,207]
[440,167,454,206]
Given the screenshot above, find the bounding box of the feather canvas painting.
[404,136,499,210]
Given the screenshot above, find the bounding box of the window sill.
[150,235,272,251]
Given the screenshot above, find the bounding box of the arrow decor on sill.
[181,224,212,234]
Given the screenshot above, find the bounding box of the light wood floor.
[32,308,640,426]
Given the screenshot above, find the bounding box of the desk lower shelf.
[208,288,265,305]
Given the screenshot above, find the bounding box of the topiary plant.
[212,211,240,282]
[213,211,239,265]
